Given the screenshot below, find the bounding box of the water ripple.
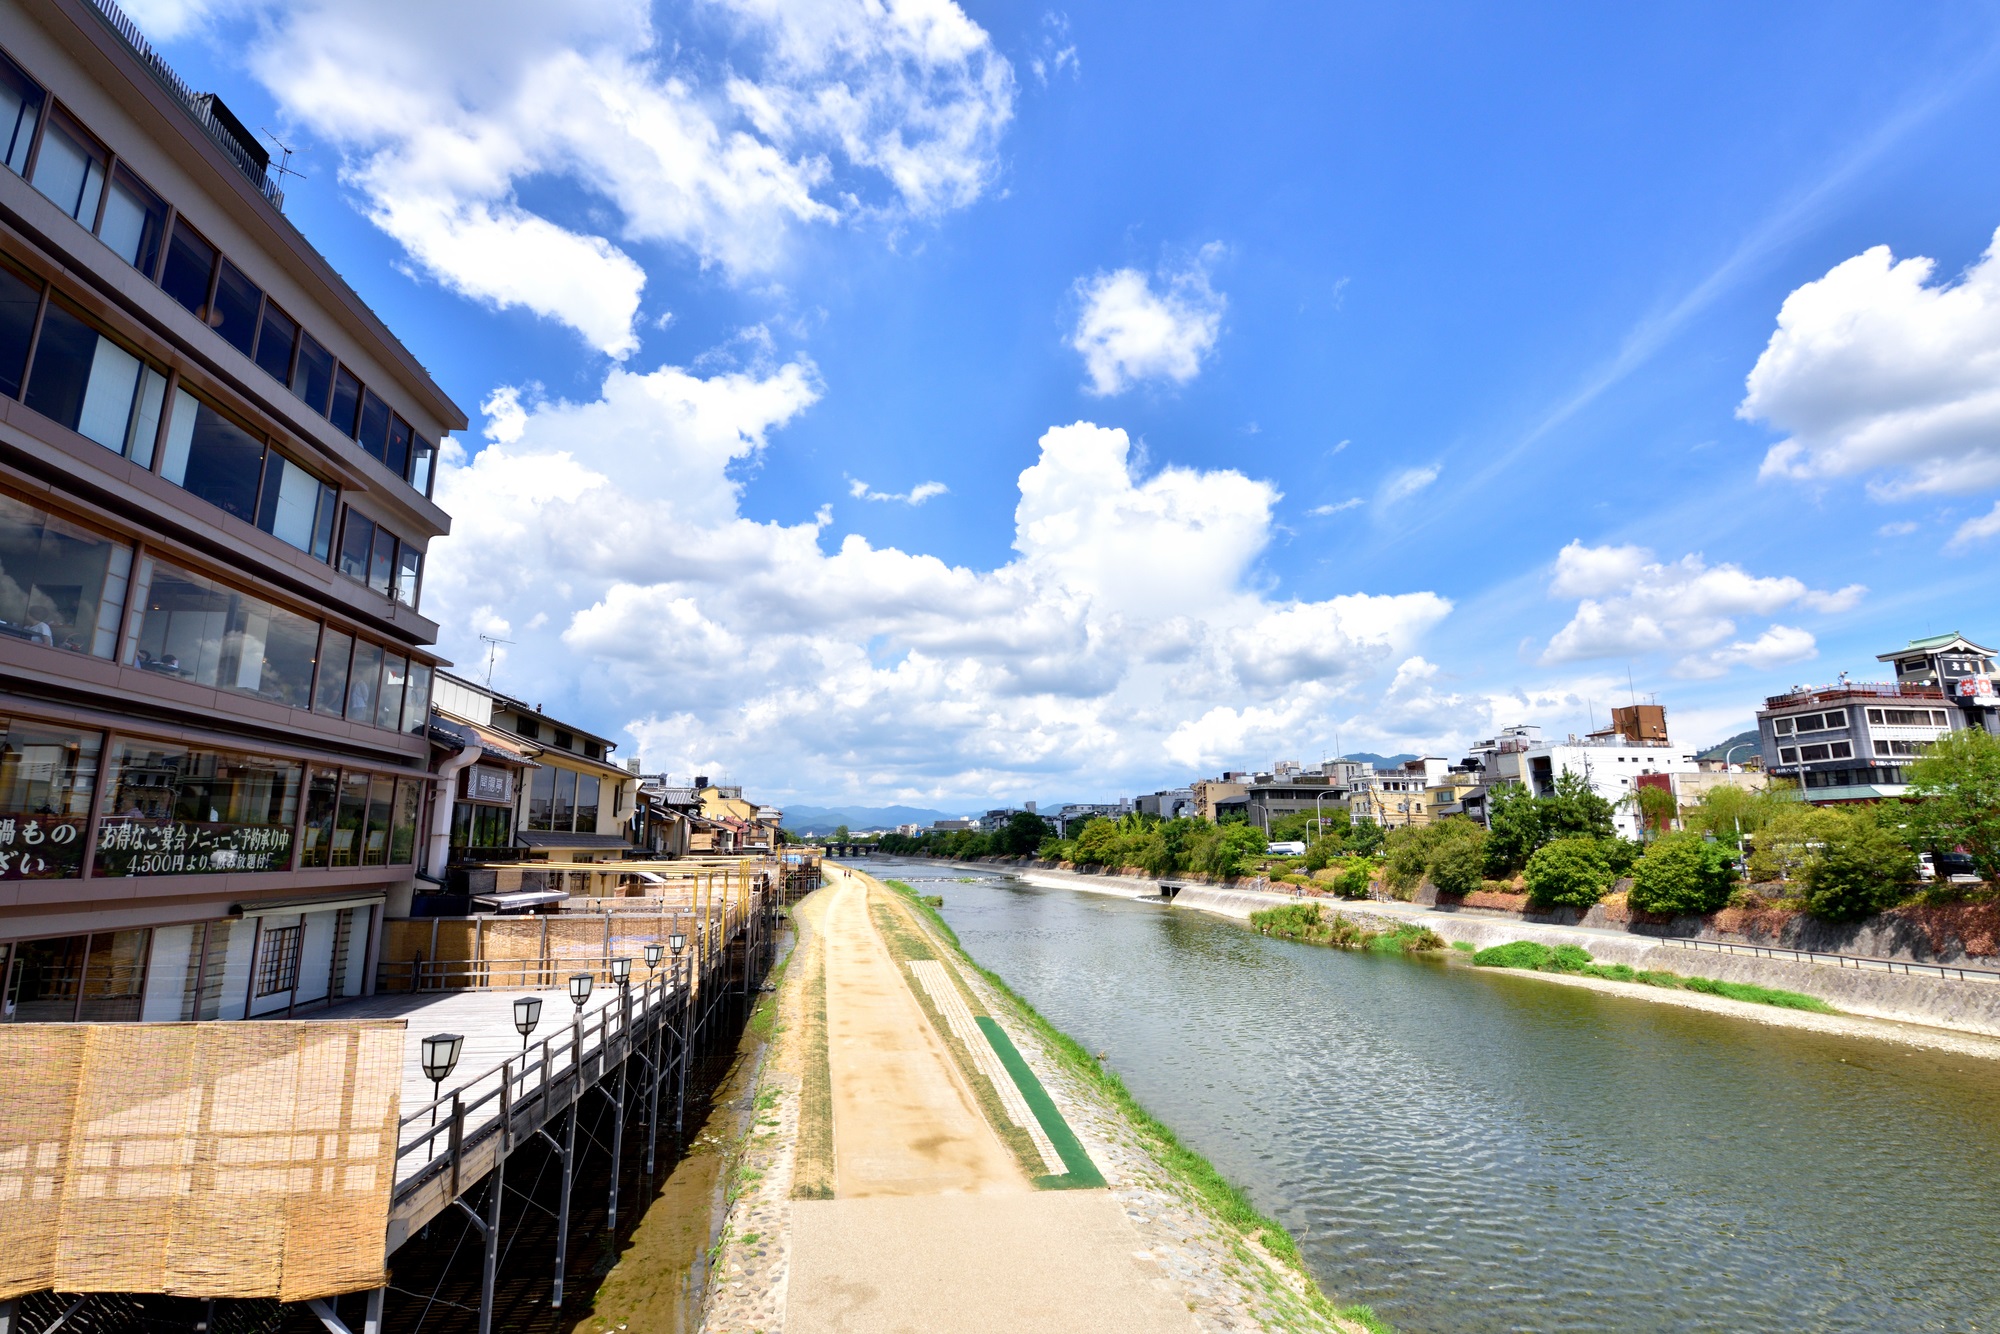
[886,862,2000,1334]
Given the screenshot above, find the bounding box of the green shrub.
[1546,944,1593,971]
[1628,833,1737,916]
[1326,915,1373,948]
[1251,903,1326,940]
[1802,808,1919,922]
[1600,837,1642,877]
[1334,862,1374,899]
[1524,838,1614,909]
[1428,825,1488,896]
[1473,940,1554,969]
[1679,976,1835,1012]
[1450,939,1476,952]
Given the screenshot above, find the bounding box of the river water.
[875,859,2000,1334]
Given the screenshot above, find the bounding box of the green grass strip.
[976,1014,1106,1190]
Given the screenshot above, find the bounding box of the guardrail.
[393,969,673,1202]
[1656,936,2000,983]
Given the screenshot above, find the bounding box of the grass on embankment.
[883,879,1395,1334]
[791,893,836,1200]
[1252,902,1446,956]
[1471,940,1838,1013]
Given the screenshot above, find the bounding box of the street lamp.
[612,956,633,988]
[568,971,594,1012]
[420,1032,463,1125]
[669,931,685,957]
[513,995,542,1051]
[644,942,664,974]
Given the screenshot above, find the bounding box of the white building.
[1486,733,1698,840]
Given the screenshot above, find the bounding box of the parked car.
[1267,840,1308,856]
[1919,851,1981,884]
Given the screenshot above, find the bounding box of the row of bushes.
[1249,902,1446,954]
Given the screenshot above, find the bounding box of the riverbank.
[701,866,1388,1334]
[980,860,2000,1045]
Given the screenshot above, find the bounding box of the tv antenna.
[478,634,513,686]
[259,129,308,187]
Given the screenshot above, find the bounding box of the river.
[873,859,2000,1334]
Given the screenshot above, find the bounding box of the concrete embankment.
[994,863,2000,1040]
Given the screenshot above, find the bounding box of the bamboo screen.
[0,1020,403,1302]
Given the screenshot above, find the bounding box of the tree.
[1073,818,1122,867]
[1627,784,1680,840]
[1427,820,1489,897]
[1545,770,1615,841]
[1346,817,1385,858]
[1628,832,1736,915]
[1199,823,1268,878]
[1906,726,2000,883]
[1680,783,1794,849]
[1745,805,1847,884]
[1381,825,1432,895]
[1524,837,1614,910]
[1803,807,1919,922]
[832,824,849,844]
[1268,811,1316,844]
[1484,782,1542,874]
[999,810,1053,856]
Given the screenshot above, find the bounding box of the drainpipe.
[427,744,482,880]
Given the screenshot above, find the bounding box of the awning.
[229,892,387,919]
[473,890,570,911]
[517,830,635,851]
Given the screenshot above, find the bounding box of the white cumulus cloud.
[423,378,1452,801]
[1069,247,1226,396]
[1540,540,1863,678]
[192,0,1014,356]
[849,478,948,505]
[1950,501,2000,549]
[1742,226,2000,498]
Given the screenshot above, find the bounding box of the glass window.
[337,509,374,583]
[368,525,395,594]
[312,627,351,717]
[127,556,317,708]
[0,492,132,657]
[30,109,106,227]
[375,653,407,731]
[1774,718,1793,735]
[160,388,265,523]
[96,741,300,876]
[97,164,166,277]
[346,638,382,723]
[25,298,167,464]
[362,775,393,865]
[527,765,554,830]
[300,767,337,868]
[78,929,148,1020]
[395,544,421,608]
[553,768,576,831]
[253,299,297,384]
[0,255,41,398]
[160,218,217,320]
[331,771,366,867]
[575,774,599,832]
[389,778,420,864]
[402,661,432,732]
[0,52,43,176]
[255,451,336,560]
[254,924,300,996]
[210,259,260,356]
[292,330,334,415]
[4,935,81,1021]
[385,415,413,480]
[356,389,390,463]
[0,718,100,879]
[410,435,435,496]
[329,365,361,436]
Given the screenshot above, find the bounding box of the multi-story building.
[1134,786,1196,819]
[1348,761,1438,829]
[1877,633,1998,735]
[0,0,465,1023]
[1477,714,1699,840]
[1211,771,1345,831]
[1756,681,1954,802]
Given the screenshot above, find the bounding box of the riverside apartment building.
[0,0,464,1023]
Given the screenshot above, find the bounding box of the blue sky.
[139,0,2000,805]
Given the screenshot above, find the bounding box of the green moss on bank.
[1471,939,1837,1013]
[884,878,1389,1334]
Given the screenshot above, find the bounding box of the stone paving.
[700,1068,799,1334]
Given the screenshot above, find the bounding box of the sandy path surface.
[786,870,1200,1334]
[822,873,1024,1197]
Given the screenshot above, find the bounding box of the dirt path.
[784,869,1201,1334]
[822,872,1025,1197]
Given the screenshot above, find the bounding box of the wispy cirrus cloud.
[849,478,949,505]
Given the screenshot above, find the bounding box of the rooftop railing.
[1763,681,1945,710]
[83,0,286,208]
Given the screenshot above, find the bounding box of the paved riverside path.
[785,871,1200,1334]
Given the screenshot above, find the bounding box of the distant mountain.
[1341,753,1418,769]
[1696,729,1760,762]
[782,804,959,834]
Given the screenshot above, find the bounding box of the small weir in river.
[876,859,2000,1334]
